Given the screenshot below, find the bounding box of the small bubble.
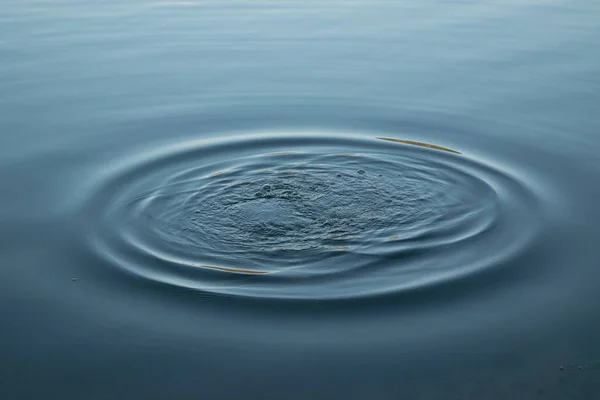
[262,184,272,191]
[357,169,365,175]
[336,174,342,178]
[72,278,77,282]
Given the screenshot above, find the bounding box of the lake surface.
[1,0,600,398]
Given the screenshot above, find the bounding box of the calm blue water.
[1,1,600,398]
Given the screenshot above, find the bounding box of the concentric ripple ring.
[86,132,540,300]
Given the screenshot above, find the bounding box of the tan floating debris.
[208,169,228,178]
[376,137,461,155]
[201,265,268,275]
[263,151,298,156]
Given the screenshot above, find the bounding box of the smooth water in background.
[1,1,600,399]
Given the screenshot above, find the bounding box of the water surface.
[1,0,600,399]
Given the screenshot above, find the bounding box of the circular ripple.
[87,132,538,300]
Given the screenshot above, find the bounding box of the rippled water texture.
[90,134,536,299]
[2,0,600,399]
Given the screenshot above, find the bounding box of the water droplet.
[262,184,272,192]
[357,169,365,174]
